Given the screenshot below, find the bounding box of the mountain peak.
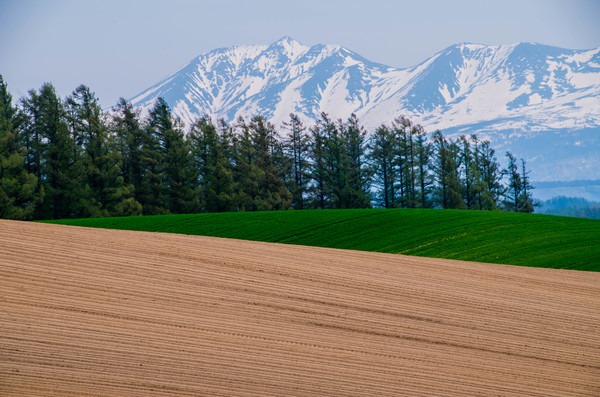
[274,35,299,45]
[128,40,600,180]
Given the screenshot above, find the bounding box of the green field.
[44,209,600,271]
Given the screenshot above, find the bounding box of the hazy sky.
[1,0,599,107]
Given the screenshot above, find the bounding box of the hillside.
[2,220,599,396]
[46,209,600,271]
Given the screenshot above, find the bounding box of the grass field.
[45,209,600,271]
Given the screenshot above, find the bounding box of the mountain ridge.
[128,37,600,181]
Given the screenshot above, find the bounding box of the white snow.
[128,38,600,144]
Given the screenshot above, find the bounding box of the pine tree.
[413,125,433,208]
[369,125,397,208]
[212,119,236,212]
[147,98,198,214]
[0,75,37,219]
[503,152,521,212]
[282,113,310,210]
[248,115,291,210]
[112,98,146,212]
[459,135,478,209]
[323,115,346,209]
[391,117,413,207]
[21,83,80,219]
[66,86,140,217]
[518,159,535,213]
[340,114,371,208]
[432,131,464,209]
[232,116,260,211]
[190,116,236,212]
[308,114,330,209]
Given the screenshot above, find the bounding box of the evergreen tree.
[391,117,413,207]
[248,115,291,210]
[21,83,79,219]
[503,152,521,212]
[112,98,146,208]
[66,86,140,217]
[212,119,236,212]
[308,114,330,209]
[459,135,478,209]
[282,113,310,210]
[323,115,346,209]
[414,124,433,208]
[190,116,236,212]
[432,131,464,209]
[340,114,371,208]
[473,137,503,210]
[369,125,397,208]
[147,98,198,214]
[232,116,260,211]
[518,159,536,213]
[0,76,37,219]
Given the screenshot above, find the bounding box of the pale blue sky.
[1,0,599,107]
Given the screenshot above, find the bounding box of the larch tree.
[0,75,37,219]
[21,83,79,219]
[369,125,397,209]
[282,113,310,210]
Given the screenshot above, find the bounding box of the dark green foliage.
[432,131,464,209]
[145,98,198,214]
[308,113,330,209]
[21,83,80,219]
[46,209,600,271]
[112,98,146,214]
[66,86,140,217]
[503,152,535,213]
[189,116,234,212]
[282,113,310,210]
[1,76,540,221]
[248,115,291,211]
[0,76,37,219]
[369,125,397,208]
[340,114,372,209]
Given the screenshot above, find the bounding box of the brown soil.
[1,220,599,396]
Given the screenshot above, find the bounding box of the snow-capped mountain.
[129,37,600,181]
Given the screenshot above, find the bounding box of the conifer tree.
[248,115,291,210]
[459,135,478,209]
[518,159,535,213]
[503,152,521,212]
[432,131,464,209]
[112,98,146,211]
[308,114,330,209]
[340,114,371,208]
[190,116,236,212]
[21,83,79,219]
[66,86,139,217]
[147,98,198,214]
[369,125,397,208]
[413,125,433,208]
[0,76,37,219]
[282,113,310,210]
[391,117,412,207]
[323,115,346,209]
[232,116,260,211]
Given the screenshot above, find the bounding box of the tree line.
[0,76,535,220]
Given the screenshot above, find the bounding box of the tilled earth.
[1,220,599,396]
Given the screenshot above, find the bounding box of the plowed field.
[1,220,599,396]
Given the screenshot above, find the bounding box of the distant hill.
[127,37,600,181]
[536,195,600,219]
